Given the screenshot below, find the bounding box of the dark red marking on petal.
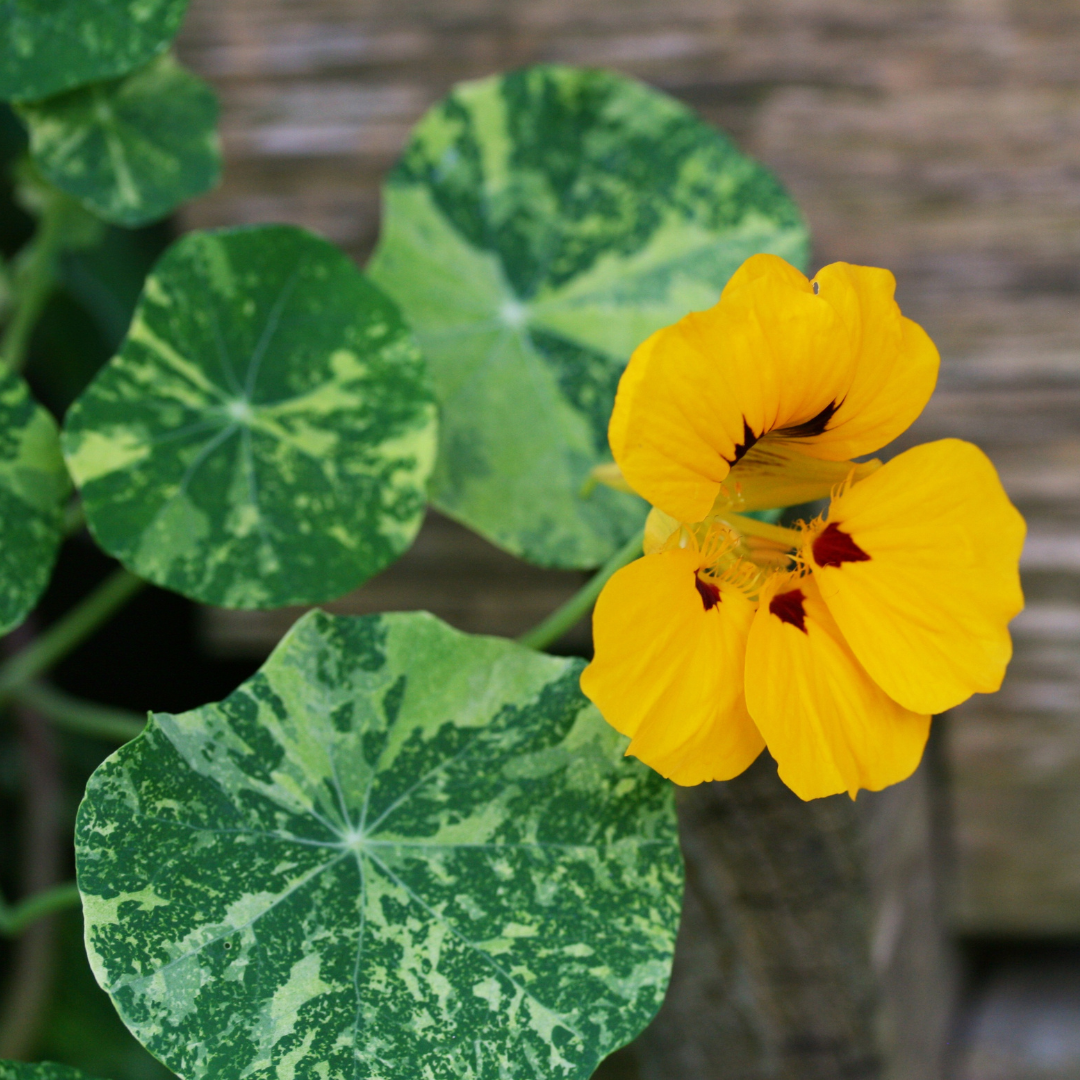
[774,400,839,440]
[770,588,808,633]
[695,574,721,611]
[813,521,871,568]
[729,417,759,464]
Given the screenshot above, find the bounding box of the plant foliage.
[370,64,808,568]
[77,611,682,1080]
[0,0,189,103]
[63,225,437,608]
[19,54,220,227]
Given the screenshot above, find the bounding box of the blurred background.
[2,1,1079,1078]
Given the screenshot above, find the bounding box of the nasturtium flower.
[581,254,1025,800]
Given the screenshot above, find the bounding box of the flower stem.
[517,529,644,652]
[0,568,145,701]
[0,202,67,374]
[717,511,802,547]
[14,681,145,743]
[0,882,80,937]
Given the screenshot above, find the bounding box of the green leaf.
[369,64,809,569]
[18,54,220,227]
[0,1064,105,1080]
[76,610,682,1080]
[62,225,438,609]
[0,0,188,104]
[0,370,70,634]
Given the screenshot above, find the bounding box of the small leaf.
[0,0,188,103]
[18,54,221,227]
[369,64,809,569]
[0,371,70,634]
[62,225,437,609]
[76,610,682,1080]
[0,1063,104,1080]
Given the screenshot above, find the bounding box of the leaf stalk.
[0,200,68,374]
[0,883,81,938]
[0,568,145,701]
[517,529,643,652]
[14,681,145,742]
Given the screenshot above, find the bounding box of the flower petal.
[580,546,763,785]
[745,573,931,800]
[794,263,940,462]
[808,438,1025,715]
[609,254,846,521]
[609,254,937,522]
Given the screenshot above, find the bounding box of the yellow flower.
[581,254,1025,800]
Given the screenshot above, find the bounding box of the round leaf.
[76,610,682,1080]
[0,371,70,634]
[62,225,437,609]
[19,54,221,227]
[0,0,188,103]
[369,64,809,568]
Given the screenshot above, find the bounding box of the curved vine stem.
[0,567,146,702]
[0,668,63,1057]
[0,882,80,937]
[14,681,145,742]
[517,529,643,652]
[0,199,67,374]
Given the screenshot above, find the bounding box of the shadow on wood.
[596,752,956,1080]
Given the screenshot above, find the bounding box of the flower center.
[694,573,721,611]
[813,522,870,567]
[770,588,807,632]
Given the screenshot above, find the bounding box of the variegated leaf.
[62,225,437,608]
[369,64,809,568]
[76,610,682,1080]
[0,0,188,103]
[0,371,70,634]
[19,53,220,227]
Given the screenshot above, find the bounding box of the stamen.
[695,573,721,611]
[813,522,871,567]
[770,588,808,632]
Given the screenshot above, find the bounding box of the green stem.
[62,499,86,537]
[0,883,80,937]
[716,511,802,547]
[0,203,66,374]
[0,568,145,701]
[518,529,644,652]
[14,681,145,743]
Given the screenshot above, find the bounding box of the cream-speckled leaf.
[62,226,437,608]
[0,371,70,634]
[76,610,682,1080]
[369,64,809,568]
[0,0,188,103]
[0,1063,104,1080]
[19,54,220,227]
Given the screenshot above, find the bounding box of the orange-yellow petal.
[609,254,843,521]
[807,438,1025,715]
[745,573,931,801]
[580,546,763,785]
[609,254,938,522]
[794,262,940,462]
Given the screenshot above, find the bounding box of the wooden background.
[176,0,1080,936]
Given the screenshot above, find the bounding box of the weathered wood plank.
[958,952,1080,1080]
[597,755,955,1080]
